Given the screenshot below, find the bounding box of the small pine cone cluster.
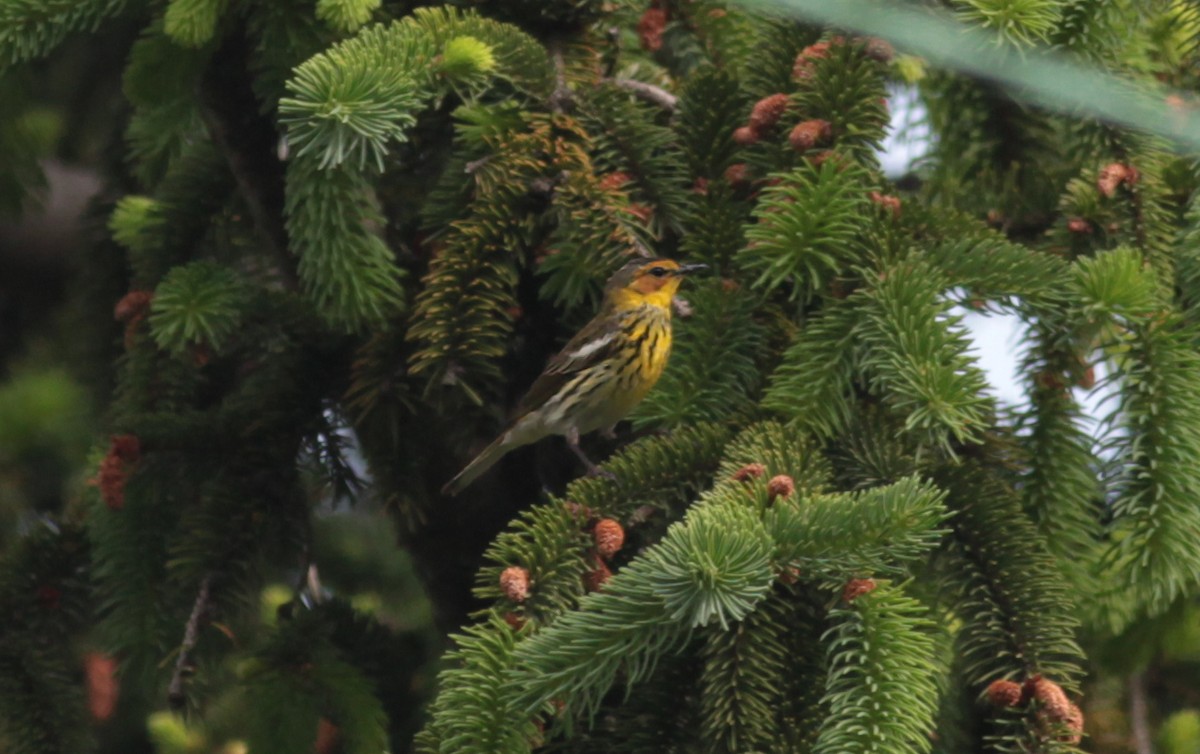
[766,474,795,502]
[626,203,654,223]
[1034,370,1067,392]
[1025,676,1072,719]
[842,577,877,602]
[593,518,625,559]
[793,41,833,81]
[1059,702,1085,745]
[584,556,612,592]
[84,652,119,722]
[114,290,154,350]
[984,675,1085,745]
[869,191,902,218]
[732,462,766,482]
[563,501,596,523]
[788,119,832,151]
[732,126,758,145]
[985,679,1023,708]
[1077,365,1096,390]
[1096,162,1139,197]
[638,6,667,52]
[1066,217,1092,234]
[861,37,894,62]
[499,566,530,602]
[732,93,793,146]
[723,163,750,186]
[93,434,142,510]
[749,93,791,132]
[598,171,633,192]
[1026,676,1084,744]
[503,612,526,631]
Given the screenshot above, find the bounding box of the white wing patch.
[565,331,617,361]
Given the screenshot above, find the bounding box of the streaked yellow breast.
[599,308,671,422]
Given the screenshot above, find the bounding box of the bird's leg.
[565,427,616,479]
[599,424,618,441]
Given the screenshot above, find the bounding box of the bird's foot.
[586,464,618,481]
[566,429,616,481]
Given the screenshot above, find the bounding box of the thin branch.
[198,32,298,291]
[549,40,574,114]
[1129,669,1154,754]
[167,575,212,708]
[306,563,326,605]
[612,78,678,112]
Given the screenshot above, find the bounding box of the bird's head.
[604,258,707,311]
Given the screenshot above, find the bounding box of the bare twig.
[167,575,212,708]
[549,41,574,114]
[613,78,678,112]
[464,156,493,174]
[1129,670,1154,754]
[305,563,325,605]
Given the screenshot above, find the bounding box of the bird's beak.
[676,263,709,276]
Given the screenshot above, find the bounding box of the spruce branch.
[813,584,940,754]
[859,255,993,449]
[739,159,873,299]
[1102,317,1200,623]
[0,0,129,67]
[922,235,1068,313]
[767,475,949,580]
[315,0,381,33]
[698,596,788,752]
[763,299,859,438]
[934,464,1085,695]
[164,0,227,47]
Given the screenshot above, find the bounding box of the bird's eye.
[648,266,669,278]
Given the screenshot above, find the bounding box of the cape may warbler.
[443,257,706,495]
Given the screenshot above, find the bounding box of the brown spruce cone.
[499,566,531,602]
[593,518,625,559]
[733,125,759,145]
[732,462,766,482]
[1097,163,1138,197]
[842,577,877,602]
[638,7,667,52]
[766,474,795,501]
[788,119,832,151]
[869,191,902,218]
[985,679,1023,708]
[583,557,612,592]
[749,93,790,132]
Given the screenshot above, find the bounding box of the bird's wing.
[515,313,626,415]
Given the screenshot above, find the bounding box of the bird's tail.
[442,434,513,496]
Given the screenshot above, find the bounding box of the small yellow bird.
[442,257,706,495]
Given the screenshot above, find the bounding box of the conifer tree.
[2,0,1200,753]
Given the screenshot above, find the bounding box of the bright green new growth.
[277,8,553,330]
[315,0,381,34]
[163,0,227,47]
[109,196,165,255]
[149,261,248,356]
[740,160,872,298]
